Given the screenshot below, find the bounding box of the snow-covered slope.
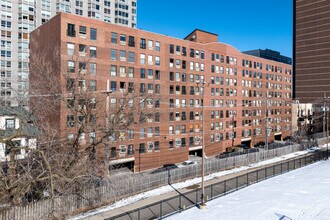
[167,160,330,220]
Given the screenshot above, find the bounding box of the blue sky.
[137,0,293,57]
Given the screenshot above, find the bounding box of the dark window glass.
[140,38,146,49]
[90,28,97,40]
[128,36,135,47]
[67,23,76,37]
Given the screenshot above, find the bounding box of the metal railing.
[108,150,328,220]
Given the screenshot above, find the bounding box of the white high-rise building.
[0,0,137,106]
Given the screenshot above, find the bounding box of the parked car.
[151,163,178,174]
[178,160,197,168]
[254,141,266,148]
[163,163,178,170]
[307,146,321,153]
[236,144,251,153]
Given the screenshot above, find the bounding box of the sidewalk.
[75,151,313,220]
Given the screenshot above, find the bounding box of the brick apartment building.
[30,13,292,172]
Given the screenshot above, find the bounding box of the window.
[5,119,15,129]
[128,36,135,47]
[140,38,146,49]
[154,141,160,151]
[67,61,75,73]
[90,46,97,58]
[110,65,117,76]
[148,69,153,78]
[128,67,134,78]
[67,115,75,127]
[128,144,134,156]
[120,66,126,77]
[111,49,117,60]
[148,55,153,65]
[79,62,86,71]
[79,26,86,35]
[140,68,146,78]
[155,56,160,66]
[155,84,160,93]
[140,54,146,64]
[67,43,75,56]
[190,49,194,58]
[120,34,126,44]
[170,44,174,54]
[148,40,153,49]
[155,41,160,51]
[111,32,117,44]
[182,47,187,56]
[67,23,76,37]
[79,44,87,53]
[90,63,97,75]
[139,143,145,154]
[120,50,126,61]
[128,52,135,62]
[140,128,145,139]
[110,81,117,91]
[90,80,96,91]
[90,28,97,40]
[155,70,160,80]
[176,45,180,53]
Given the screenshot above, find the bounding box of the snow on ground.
[167,160,330,220]
[70,147,324,220]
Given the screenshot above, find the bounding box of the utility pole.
[104,80,113,178]
[198,81,206,209]
[266,91,269,150]
[327,96,329,159]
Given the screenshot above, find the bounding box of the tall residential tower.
[0,0,137,106]
[294,0,330,103]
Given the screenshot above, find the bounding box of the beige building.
[0,0,137,106]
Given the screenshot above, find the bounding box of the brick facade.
[30,13,292,172]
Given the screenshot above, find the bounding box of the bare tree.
[0,45,159,218]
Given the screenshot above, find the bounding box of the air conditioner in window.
[194,136,201,144]
[147,142,154,151]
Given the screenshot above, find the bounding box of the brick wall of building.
[31,13,292,172]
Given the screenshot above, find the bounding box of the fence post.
[247,173,249,186]
[179,194,182,212]
[224,180,227,195]
[265,166,267,179]
[281,163,283,174]
[160,200,163,217]
[256,170,259,182]
[288,161,290,172]
[196,189,198,205]
[236,176,238,190]
[211,184,213,199]
[138,208,140,220]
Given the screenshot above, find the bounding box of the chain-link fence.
[108,150,328,220]
[0,140,327,220]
